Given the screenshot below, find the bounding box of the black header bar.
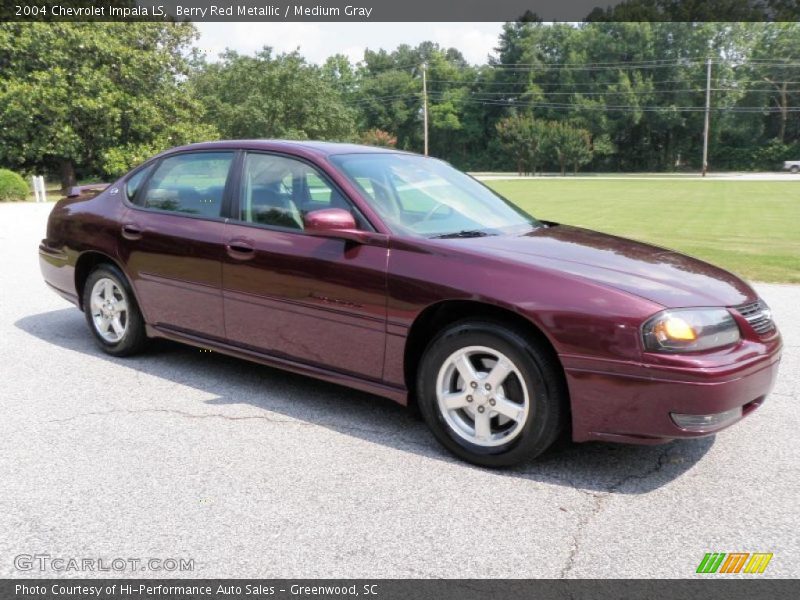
[3,579,800,600]
[2,0,799,22]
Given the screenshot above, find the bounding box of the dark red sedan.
[39,141,782,466]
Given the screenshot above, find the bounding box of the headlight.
[642,308,740,353]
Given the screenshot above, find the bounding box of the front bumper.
[564,337,782,444]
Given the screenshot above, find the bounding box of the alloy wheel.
[89,277,129,343]
[435,345,530,447]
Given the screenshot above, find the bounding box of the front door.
[222,152,388,380]
[118,151,235,340]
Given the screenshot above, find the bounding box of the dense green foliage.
[0,169,28,202]
[1,21,798,187]
[191,49,356,141]
[0,22,217,190]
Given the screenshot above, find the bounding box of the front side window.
[330,153,539,238]
[138,152,234,218]
[237,153,355,230]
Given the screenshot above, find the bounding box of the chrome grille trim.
[734,299,775,336]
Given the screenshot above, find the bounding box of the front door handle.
[121,224,143,240]
[226,240,255,260]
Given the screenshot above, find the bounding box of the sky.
[194,22,504,65]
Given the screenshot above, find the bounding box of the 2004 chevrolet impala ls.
[39,141,782,466]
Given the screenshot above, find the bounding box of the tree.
[355,42,482,163]
[748,23,800,143]
[191,49,356,141]
[544,122,593,175]
[563,126,594,175]
[0,23,216,190]
[495,114,547,175]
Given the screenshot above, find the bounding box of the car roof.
[159,139,414,159]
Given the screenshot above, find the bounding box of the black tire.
[791,165,799,174]
[82,264,147,357]
[417,320,567,467]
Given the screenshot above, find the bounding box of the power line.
[422,88,795,96]
[422,92,800,112]
[426,89,707,96]
[427,78,800,87]
[486,61,800,72]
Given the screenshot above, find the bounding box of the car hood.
[457,225,757,308]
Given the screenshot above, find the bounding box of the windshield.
[329,153,540,238]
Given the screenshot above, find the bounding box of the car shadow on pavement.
[16,308,714,495]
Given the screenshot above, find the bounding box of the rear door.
[119,151,236,340]
[221,151,389,380]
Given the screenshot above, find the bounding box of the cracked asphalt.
[1,202,798,578]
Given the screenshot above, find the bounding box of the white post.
[31,176,46,202]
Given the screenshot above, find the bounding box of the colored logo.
[696,552,773,574]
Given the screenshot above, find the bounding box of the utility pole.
[702,58,712,177]
[422,62,429,156]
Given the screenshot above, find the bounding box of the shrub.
[0,169,29,202]
[359,129,397,148]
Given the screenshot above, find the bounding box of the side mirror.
[303,208,388,246]
[304,208,357,232]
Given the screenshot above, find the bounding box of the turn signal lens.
[655,316,697,342]
[642,308,740,353]
[671,407,742,432]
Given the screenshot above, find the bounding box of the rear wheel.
[417,320,567,467]
[791,165,799,174]
[83,264,147,356]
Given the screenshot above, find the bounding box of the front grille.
[734,299,776,336]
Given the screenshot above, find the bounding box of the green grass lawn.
[486,179,800,284]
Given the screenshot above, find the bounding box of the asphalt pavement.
[1,201,797,578]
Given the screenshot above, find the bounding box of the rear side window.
[138,152,234,218]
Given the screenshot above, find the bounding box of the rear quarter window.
[126,166,152,203]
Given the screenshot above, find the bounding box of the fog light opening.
[671,407,743,432]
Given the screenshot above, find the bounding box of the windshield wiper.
[431,229,494,239]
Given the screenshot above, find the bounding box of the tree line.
[1,21,798,190]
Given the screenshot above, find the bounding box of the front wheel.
[791,165,799,174]
[417,320,567,467]
[83,264,147,356]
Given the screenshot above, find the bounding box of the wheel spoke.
[485,358,513,390]
[473,410,491,440]
[110,316,124,337]
[115,299,128,314]
[442,390,470,410]
[493,397,524,424]
[453,352,479,383]
[103,280,114,300]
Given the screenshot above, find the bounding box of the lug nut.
[470,381,478,389]
[485,383,492,390]
[466,395,473,403]
[489,398,496,406]
[477,406,485,413]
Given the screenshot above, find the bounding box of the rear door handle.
[226,240,255,260]
[121,224,143,240]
